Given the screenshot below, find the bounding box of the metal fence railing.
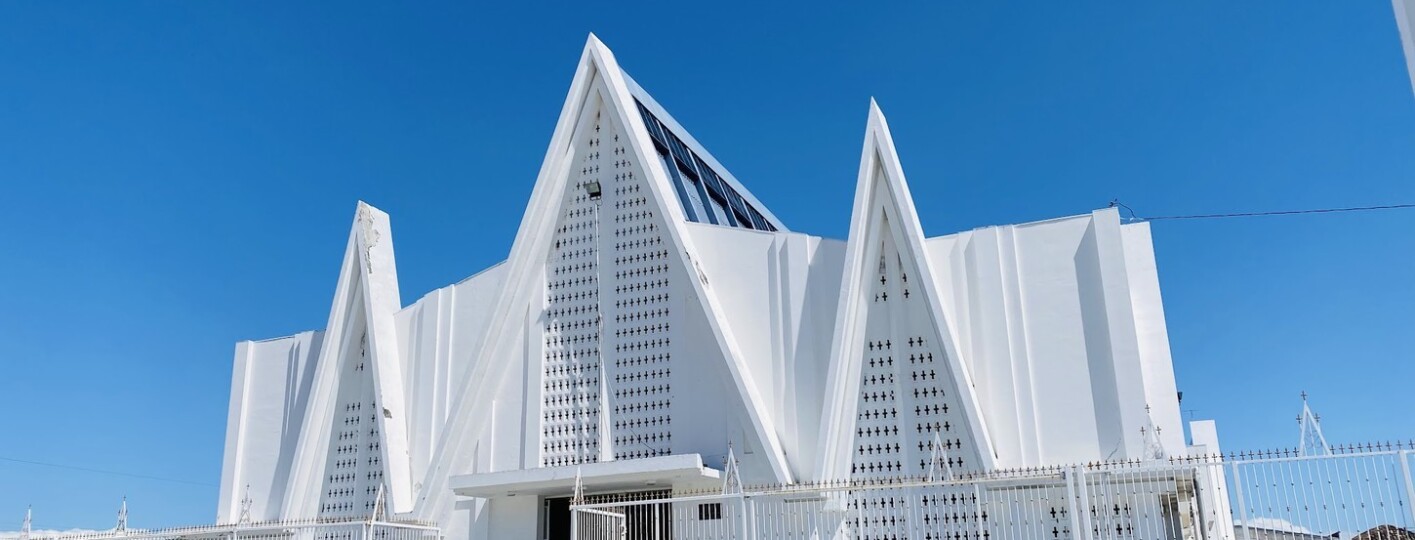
[571,442,1415,540]
[22,518,441,540]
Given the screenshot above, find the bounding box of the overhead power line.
[0,456,214,487]
[1108,200,1415,222]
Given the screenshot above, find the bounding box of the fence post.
[1074,465,1094,540]
[570,507,579,540]
[1066,467,1085,540]
[745,495,757,540]
[653,502,662,540]
[974,483,985,540]
[1229,462,1250,540]
[738,494,750,540]
[1399,450,1415,527]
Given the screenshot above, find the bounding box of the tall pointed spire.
[282,201,414,518]
[414,33,793,520]
[816,100,995,483]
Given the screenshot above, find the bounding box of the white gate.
[573,507,627,540]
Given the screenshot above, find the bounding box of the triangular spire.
[414,34,793,520]
[282,202,415,517]
[115,497,127,534]
[722,445,742,495]
[1141,404,1167,460]
[925,433,953,482]
[369,484,387,522]
[572,467,585,505]
[817,100,996,482]
[1297,392,1331,456]
[238,484,252,525]
[21,506,31,540]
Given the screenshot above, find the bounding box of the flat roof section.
[449,454,723,498]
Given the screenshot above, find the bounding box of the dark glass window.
[698,503,722,520]
[658,151,699,223]
[632,98,777,232]
[748,207,770,230]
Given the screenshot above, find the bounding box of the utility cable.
[1108,200,1415,222]
[0,456,215,487]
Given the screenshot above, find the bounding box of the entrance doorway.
[542,490,671,540]
[543,497,571,540]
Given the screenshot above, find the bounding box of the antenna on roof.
[1297,392,1332,456]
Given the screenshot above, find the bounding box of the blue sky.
[1,1,1412,530]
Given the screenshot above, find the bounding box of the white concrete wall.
[396,263,508,485]
[685,224,845,480]
[486,496,539,540]
[1122,222,1186,453]
[217,331,322,522]
[924,209,1189,468]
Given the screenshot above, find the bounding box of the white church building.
[216,35,1211,539]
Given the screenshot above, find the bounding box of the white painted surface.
[216,35,1207,539]
[450,454,719,498]
[216,332,321,522]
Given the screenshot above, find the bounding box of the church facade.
[216,35,1202,539]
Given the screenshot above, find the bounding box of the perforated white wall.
[540,105,608,467]
[605,108,672,462]
[540,95,675,467]
[850,212,981,481]
[316,327,386,517]
[849,202,986,538]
